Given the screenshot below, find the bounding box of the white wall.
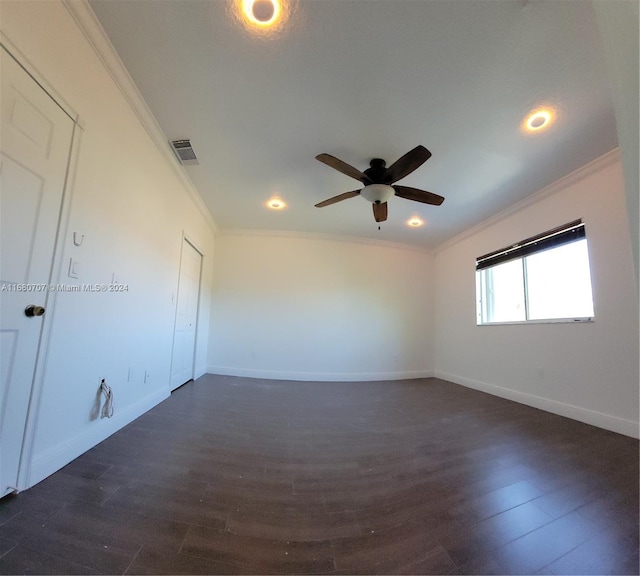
[209,232,434,381]
[434,151,639,437]
[593,0,639,286]
[1,0,217,486]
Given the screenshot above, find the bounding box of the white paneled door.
[170,239,202,390]
[0,47,74,496]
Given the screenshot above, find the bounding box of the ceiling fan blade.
[385,145,432,184]
[394,185,445,206]
[315,190,361,208]
[372,202,388,222]
[316,154,372,184]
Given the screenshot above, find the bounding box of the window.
[476,220,595,324]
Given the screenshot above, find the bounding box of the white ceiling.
[88,0,618,249]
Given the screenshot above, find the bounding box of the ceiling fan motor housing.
[364,158,389,183]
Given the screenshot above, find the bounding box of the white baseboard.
[28,388,170,489]
[207,365,434,382]
[435,371,639,439]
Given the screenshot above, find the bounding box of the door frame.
[1,36,82,491]
[169,233,204,391]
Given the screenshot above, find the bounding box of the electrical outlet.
[144,370,150,383]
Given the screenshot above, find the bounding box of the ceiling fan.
[314,145,444,223]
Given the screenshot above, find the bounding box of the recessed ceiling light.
[232,0,295,38]
[407,217,423,227]
[523,107,555,133]
[243,0,280,26]
[266,197,286,210]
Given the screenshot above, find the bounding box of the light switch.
[68,258,79,279]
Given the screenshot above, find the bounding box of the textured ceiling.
[89,0,618,249]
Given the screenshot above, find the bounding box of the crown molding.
[434,148,621,254]
[62,0,218,234]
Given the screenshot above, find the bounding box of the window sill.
[477,317,594,326]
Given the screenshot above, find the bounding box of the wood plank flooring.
[0,375,637,574]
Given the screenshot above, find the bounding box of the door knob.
[24,305,45,317]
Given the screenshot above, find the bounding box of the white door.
[170,239,202,390]
[0,47,74,496]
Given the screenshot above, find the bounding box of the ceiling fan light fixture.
[407,217,424,227]
[360,184,395,204]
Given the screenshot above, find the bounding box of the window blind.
[476,219,585,271]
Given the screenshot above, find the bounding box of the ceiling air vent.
[170,139,199,166]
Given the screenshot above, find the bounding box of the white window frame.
[475,220,595,326]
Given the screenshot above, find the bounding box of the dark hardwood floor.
[0,375,637,575]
